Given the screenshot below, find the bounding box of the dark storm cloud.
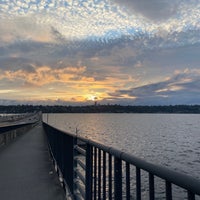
[140,43,200,73]
[110,70,200,105]
[0,57,36,72]
[1,22,200,70]
[1,24,200,73]
[113,0,180,21]
[0,34,140,70]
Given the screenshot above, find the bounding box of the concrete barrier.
[0,123,39,147]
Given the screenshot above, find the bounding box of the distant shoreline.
[0,104,200,114]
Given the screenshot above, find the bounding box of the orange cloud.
[0,65,87,86]
[0,64,139,103]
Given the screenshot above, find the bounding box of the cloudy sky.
[0,0,200,105]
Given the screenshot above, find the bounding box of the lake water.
[43,113,200,181]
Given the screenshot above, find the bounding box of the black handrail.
[43,122,200,200]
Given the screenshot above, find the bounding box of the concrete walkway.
[0,124,66,200]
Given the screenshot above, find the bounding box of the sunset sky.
[0,0,200,105]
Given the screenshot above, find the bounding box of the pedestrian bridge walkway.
[0,115,200,200]
[0,123,66,200]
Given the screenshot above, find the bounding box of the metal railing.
[43,122,200,200]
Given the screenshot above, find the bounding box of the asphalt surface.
[0,124,66,200]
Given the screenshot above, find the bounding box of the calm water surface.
[43,113,200,180]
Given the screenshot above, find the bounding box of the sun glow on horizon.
[86,95,98,101]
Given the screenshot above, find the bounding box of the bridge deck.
[0,124,66,200]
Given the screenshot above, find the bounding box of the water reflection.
[43,113,200,180]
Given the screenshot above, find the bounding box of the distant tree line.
[0,104,200,114]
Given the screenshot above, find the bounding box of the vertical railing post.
[86,143,93,200]
[62,134,74,197]
[188,191,195,200]
[60,133,65,175]
[136,167,141,200]
[114,157,122,200]
[93,147,97,200]
[103,151,106,200]
[166,181,172,200]
[108,154,112,200]
[73,137,78,197]
[126,163,131,200]
[98,149,102,199]
[149,173,155,200]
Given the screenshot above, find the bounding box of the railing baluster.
[126,162,131,200]
[86,144,93,200]
[109,154,112,200]
[73,137,78,196]
[114,157,122,200]
[93,147,97,200]
[98,149,102,199]
[103,151,106,200]
[188,191,195,200]
[62,134,74,195]
[136,167,141,200]
[60,133,64,175]
[166,181,172,200]
[149,173,155,200]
